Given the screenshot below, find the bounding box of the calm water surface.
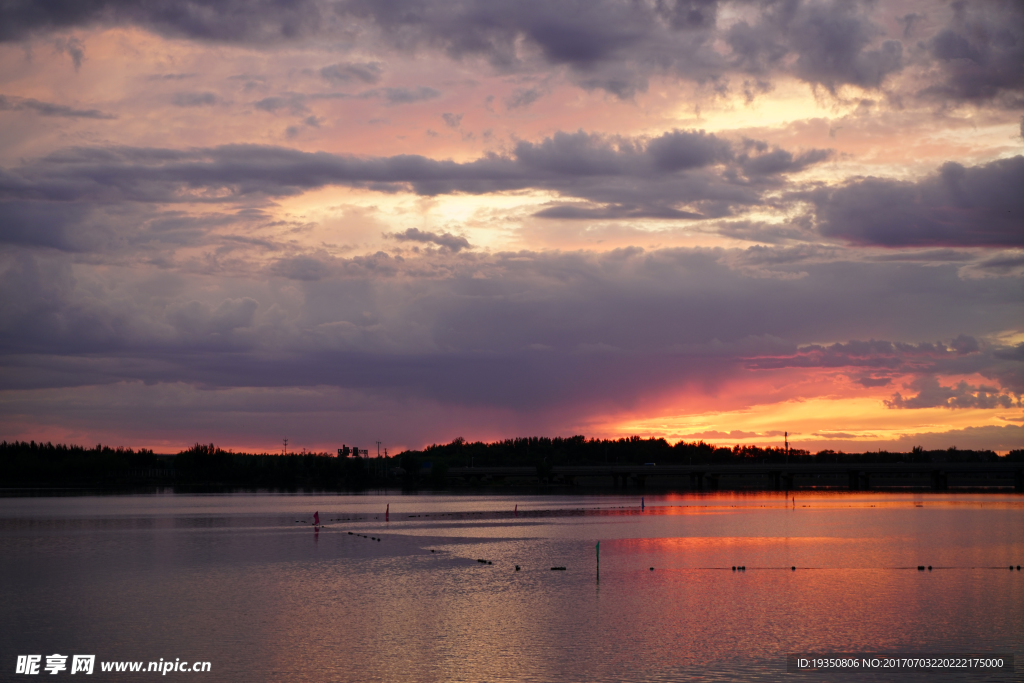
[1,491,1022,682]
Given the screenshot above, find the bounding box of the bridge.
[446,462,1024,491]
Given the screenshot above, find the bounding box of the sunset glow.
[1,0,1021,453]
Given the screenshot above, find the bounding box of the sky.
[0,0,1022,455]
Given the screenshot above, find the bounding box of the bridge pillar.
[634,474,646,489]
[1015,469,1023,493]
[690,472,704,490]
[931,470,948,491]
[782,473,795,490]
[704,473,719,490]
[770,471,782,490]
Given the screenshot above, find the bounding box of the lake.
[1,491,1022,682]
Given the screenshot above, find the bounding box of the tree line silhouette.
[1,437,1019,490]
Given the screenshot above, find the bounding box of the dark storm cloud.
[0,130,831,232]
[0,0,325,44]
[885,375,1017,410]
[10,0,1016,104]
[505,87,543,109]
[970,251,1024,276]
[0,94,116,119]
[1,247,1019,414]
[747,335,1023,407]
[0,0,909,99]
[441,112,463,128]
[726,0,903,92]
[746,338,976,372]
[388,228,471,252]
[334,0,723,97]
[922,0,1024,105]
[737,141,833,178]
[0,200,100,251]
[320,61,384,84]
[812,156,1024,247]
[333,0,910,96]
[269,255,335,281]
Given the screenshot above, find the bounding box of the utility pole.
[283,438,288,455]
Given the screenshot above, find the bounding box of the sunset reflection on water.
[1,492,1021,682]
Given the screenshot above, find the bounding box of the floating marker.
[551,566,566,571]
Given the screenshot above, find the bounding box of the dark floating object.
[791,566,796,571]
[741,566,746,571]
[515,565,520,571]
[430,549,435,553]
[650,567,654,571]
[488,560,492,564]
[551,566,567,571]
[348,532,353,535]
[1017,566,1021,570]
[732,566,736,571]
[918,566,925,571]
[928,566,932,570]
